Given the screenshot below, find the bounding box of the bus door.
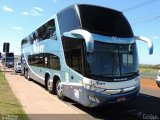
[68,48,84,103]
[62,36,85,103]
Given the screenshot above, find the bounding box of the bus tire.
[23,68,25,76]
[56,80,65,100]
[27,71,31,80]
[25,69,31,80]
[46,76,54,94]
[24,69,27,79]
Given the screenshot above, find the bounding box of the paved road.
[140,78,160,98]
[64,93,160,120]
[64,77,160,120]
[140,73,157,79]
[1,66,160,120]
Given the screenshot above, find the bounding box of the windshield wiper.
[124,72,138,76]
[90,73,114,77]
[97,74,119,77]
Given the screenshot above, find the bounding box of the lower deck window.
[28,53,61,70]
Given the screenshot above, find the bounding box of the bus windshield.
[6,57,14,62]
[86,41,138,80]
[78,5,133,37]
[6,53,14,57]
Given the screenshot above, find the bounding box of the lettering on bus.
[33,41,44,54]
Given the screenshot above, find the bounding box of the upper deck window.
[58,7,80,34]
[21,19,57,46]
[78,5,133,37]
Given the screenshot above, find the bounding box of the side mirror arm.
[134,36,153,54]
[63,29,94,52]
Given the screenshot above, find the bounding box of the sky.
[0,0,160,65]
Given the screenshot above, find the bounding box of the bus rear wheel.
[25,69,31,80]
[47,76,54,93]
[56,80,65,100]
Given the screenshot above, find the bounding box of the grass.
[139,64,159,74]
[0,70,28,120]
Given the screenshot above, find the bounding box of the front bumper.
[17,67,22,71]
[83,85,140,107]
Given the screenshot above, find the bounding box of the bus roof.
[57,4,121,16]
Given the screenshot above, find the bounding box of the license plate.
[117,97,126,102]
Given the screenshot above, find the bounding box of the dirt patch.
[141,77,159,90]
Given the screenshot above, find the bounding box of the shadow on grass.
[0,102,23,107]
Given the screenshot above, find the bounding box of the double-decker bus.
[21,4,153,107]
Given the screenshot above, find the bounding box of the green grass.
[139,64,159,74]
[0,71,28,120]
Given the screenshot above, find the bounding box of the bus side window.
[36,19,57,41]
[28,53,60,70]
[48,54,61,70]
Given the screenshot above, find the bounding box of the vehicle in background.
[5,52,14,68]
[3,52,14,67]
[156,71,160,87]
[0,52,2,60]
[14,62,22,73]
[6,61,14,68]
[21,4,153,107]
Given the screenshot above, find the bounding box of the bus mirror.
[63,29,94,52]
[135,36,153,54]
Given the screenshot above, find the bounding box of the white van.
[156,70,160,87]
[14,62,22,73]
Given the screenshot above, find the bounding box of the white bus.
[21,4,153,107]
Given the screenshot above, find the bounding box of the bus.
[21,4,153,107]
[2,52,14,68]
[0,52,1,60]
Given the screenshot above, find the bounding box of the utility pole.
[4,55,6,80]
[3,42,10,80]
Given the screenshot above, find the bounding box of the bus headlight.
[83,83,92,89]
[91,87,105,93]
[83,83,105,93]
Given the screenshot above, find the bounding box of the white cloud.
[12,26,22,30]
[22,7,43,16]
[152,35,159,39]
[33,7,43,12]
[31,9,41,16]
[2,5,13,12]
[54,0,57,3]
[22,11,30,16]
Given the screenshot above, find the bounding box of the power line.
[122,0,159,13]
[131,11,160,24]
[132,11,160,20]
[131,14,160,25]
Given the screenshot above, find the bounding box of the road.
[0,66,160,120]
[140,73,157,78]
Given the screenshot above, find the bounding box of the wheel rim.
[56,81,63,97]
[47,78,53,91]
